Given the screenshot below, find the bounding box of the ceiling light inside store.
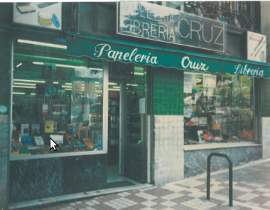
[14,79,45,83]
[32,61,44,65]
[13,92,26,95]
[17,39,67,49]
[14,82,36,86]
[109,88,120,92]
[13,85,36,89]
[133,72,145,76]
[126,83,138,87]
[109,82,118,86]
[16,62,23,68]
[56,64,85,69]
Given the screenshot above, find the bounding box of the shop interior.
[184,72,255,144]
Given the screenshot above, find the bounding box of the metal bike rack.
[206,153,233,207]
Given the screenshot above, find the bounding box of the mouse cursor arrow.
[49,138,59,151]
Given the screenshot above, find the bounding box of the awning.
[67,33,270,78]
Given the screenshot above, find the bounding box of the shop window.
[184,72,255,145]
[11,39,107,159]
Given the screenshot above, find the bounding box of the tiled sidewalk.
[40,159,270,210]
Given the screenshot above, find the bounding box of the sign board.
[13,3,62,30]
[247,31,267,62]
[68,38,269,77]
[117,2,225,52]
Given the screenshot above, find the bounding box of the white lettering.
[93,43,158,65]
[181,56,209,72]
[234,64,264,77]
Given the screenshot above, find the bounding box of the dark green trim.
[67,32,270,78]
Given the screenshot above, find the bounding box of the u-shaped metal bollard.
[206,153,233,207]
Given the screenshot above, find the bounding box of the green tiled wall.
[153,70,183,115]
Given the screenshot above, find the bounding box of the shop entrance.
[107,63,148,186]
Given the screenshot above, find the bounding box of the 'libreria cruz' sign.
[67,39,269,78]
[117,2,225,52]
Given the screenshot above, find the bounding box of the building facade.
[0,2,269,209]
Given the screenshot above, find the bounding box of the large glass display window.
[184,72,255,145]
[11,38,108,159]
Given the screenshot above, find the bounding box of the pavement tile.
[37,159,270,210]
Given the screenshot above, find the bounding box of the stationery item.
[50,134,64,144]
[16,3,36,14]
[38,11,52,26]
[20,124,30,136]
[31,124,40,135]
[44,120,55,133]
[197,130,204,143]
[84,138,95,150]
[212,121,221,130]
[21,135,33,145]
[199,117,207,126]
[34,136,44,146]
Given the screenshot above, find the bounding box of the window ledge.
[184,142,261,151]
[9,150,107,161]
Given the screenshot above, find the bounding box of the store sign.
[68,38,270,78]
[117,2,225,52]
[13,3,62,30]
[247,31,267,62]
[94,43,158,65]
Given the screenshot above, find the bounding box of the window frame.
[10,38,109,161]
[183,71,257,145]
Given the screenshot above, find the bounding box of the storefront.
[0,2,269,209]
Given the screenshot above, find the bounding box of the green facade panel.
[153,70,183,115]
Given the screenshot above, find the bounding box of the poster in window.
[13,3,62,30]
[247,31,267,62]
[184,73,193,94]
[203,74,216,88]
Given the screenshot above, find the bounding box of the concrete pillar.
[260,3,270,159]
[153,115,184,185]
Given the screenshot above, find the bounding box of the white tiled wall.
[262,117,270,158]
[153,115,184,185]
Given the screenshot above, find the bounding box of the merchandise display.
[184,72,255,145]
[11,41,105,157]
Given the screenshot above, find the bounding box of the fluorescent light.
[134,72,145,76]
[32,61,44,65]
[16,62,22,68]
[14,82,36,86]
[53,81,59,84]
[17,39,67,49]
[30,93,36,96]
[65,82,72,85]
[62,85,72,88]
[109,82,118,86]
[126,83,138,87]
[13,85,36,89]
[56,64,84,69]
[109,89,120,92]
[14,79,45,83]
[13,92,25,95]
[90,68,103,71]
